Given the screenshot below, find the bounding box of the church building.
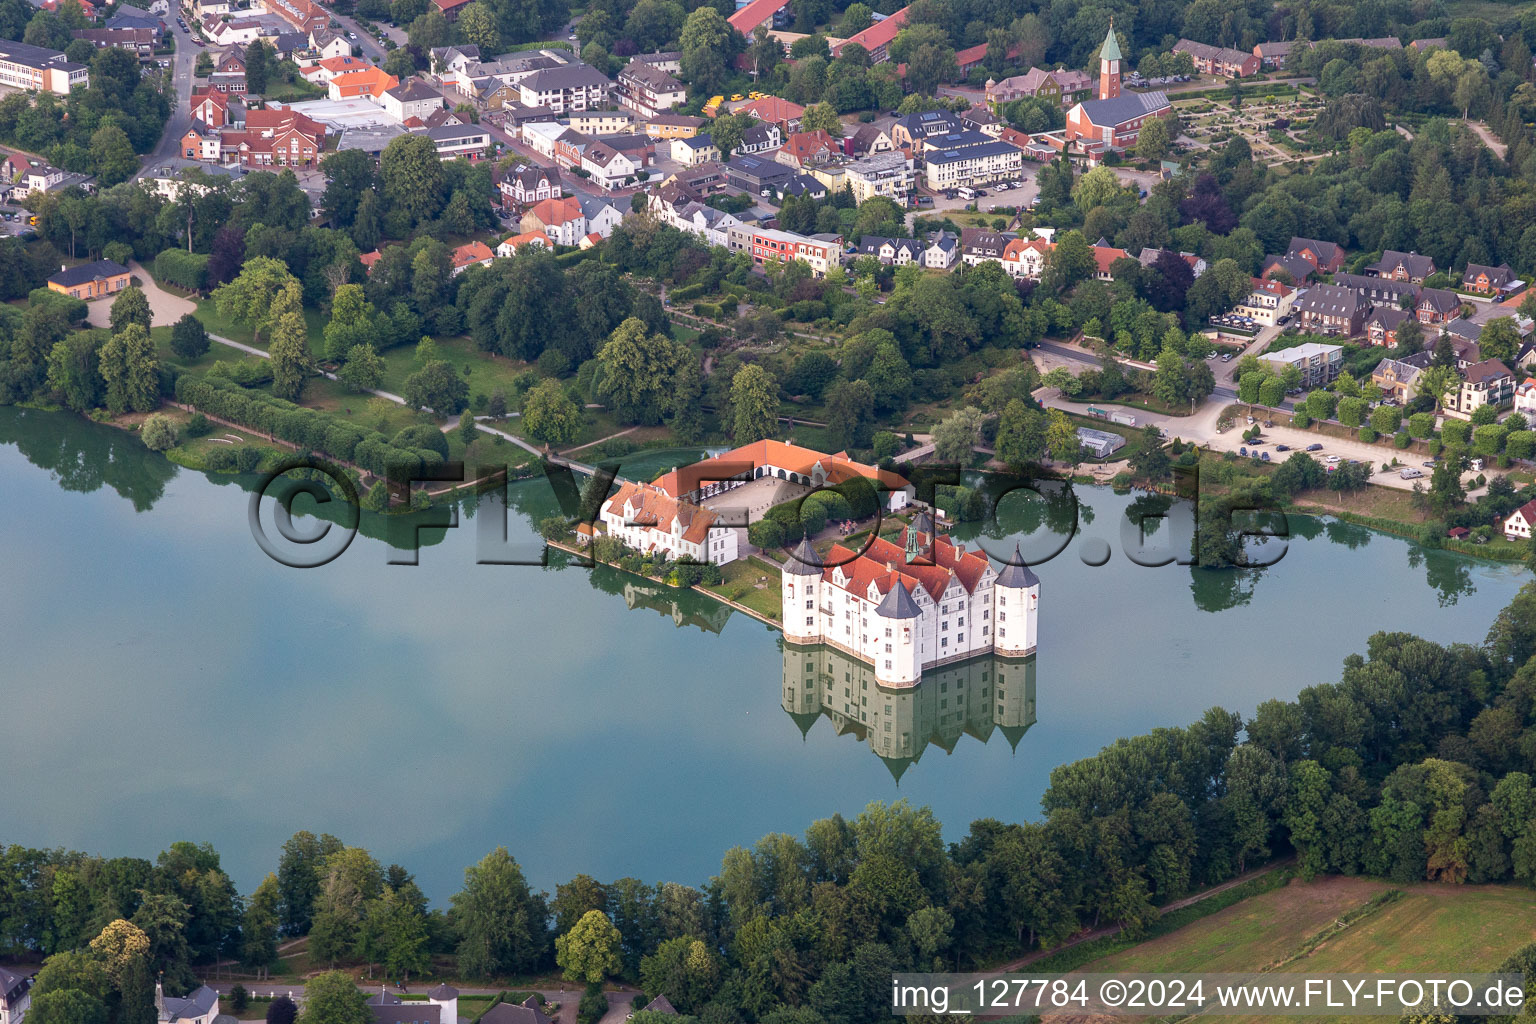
[1064,24,1172,151]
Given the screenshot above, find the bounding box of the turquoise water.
[0,406,1525,901]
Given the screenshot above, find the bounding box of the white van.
[956,186,977,201]
[1400,467,1423,479]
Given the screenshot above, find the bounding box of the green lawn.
[194,299,327,352]
[376,336,534,405]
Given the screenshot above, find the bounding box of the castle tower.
[873,579,922,685]
[992,543,1039,656]
[782,535,823,643]
[1097,20,1121,100]
[781,641,826,735]
[428,983,459,1024]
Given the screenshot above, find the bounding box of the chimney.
[61,264,67,272]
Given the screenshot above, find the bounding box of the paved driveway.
[87,261,197,329]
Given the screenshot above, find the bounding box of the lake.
[0,406,1525,903]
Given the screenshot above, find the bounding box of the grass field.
[194,299,327,352]
[1079,877,1536,1023]
[376,336,534,405]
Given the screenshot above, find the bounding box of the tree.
[824,378,875,450]
[323,283,377,362]
[298,971,369,1024]
[556,910,623,985]
[109,287,152,334]
[931,406,984,461]
[1042,230,1095,292]
[452,847,548,979]
[408,9,448,49]
[268,309,311,402]
[730,364,778,444]
[45,332,103,411]
[708,112,752,157]
[402,360,469,414]
[89,121,138,185]
[994,399,1047,466]
[1135,115,1172,162]
[140,413,179,451]
[379,133,447,226]
[1479,316,1520,364]
[277,831,340,937]
[213,257,301,345]
[337,344,385,393]
[1045,409,1080,465]
[595,317,693,426]
[1416,364,1460,410]
[800,102,843,137]
[170,313,210,360]
[99,323,160,415]
[266,996,298,1024]
[678,5,732,93]
[242,875,281,977]
[522,378,582,444]
[456,2,501,52]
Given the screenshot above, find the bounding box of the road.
[202,981,638,1024]
[137,13,199,174]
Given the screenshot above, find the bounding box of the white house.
[923,139,1023,190]
[380,78,444,122]
[1,967,31,1024]
[581,140,641,190]
[579,195,625,238]
[600,481,740,565]
[1504,498,1536,541]
[1515,377,1536,418]
[495,230,550,257]
[157,983,219,1024]
[781,516,1039,686]
[670,134,720,166]
[923,231,959,269]
[516,64,609,114]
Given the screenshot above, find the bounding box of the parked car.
[916,195,933,206]
[1306,443,1324,452]
[1220,352,1232,361]
[1261,451,1271,462]
[1239,446,1248,456]
[1423,459,1437,467]
[1276,444,1289,452]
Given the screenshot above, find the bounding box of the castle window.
[998,611,1006,621]
[983,609,990,619]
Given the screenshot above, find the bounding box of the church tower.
[1097,20,1121,100]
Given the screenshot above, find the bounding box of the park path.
[87,261,197,330]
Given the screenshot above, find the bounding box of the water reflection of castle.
[782,642,1037,781]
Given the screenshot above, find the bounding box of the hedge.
[154,249,209,291]
[175,375,440,481]
[1442,419,1472,446]
[671,282,709,302]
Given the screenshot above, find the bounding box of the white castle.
[781,513,1039,686]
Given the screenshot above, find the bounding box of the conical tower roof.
[995,544,1040,588]
[876,579,922,619]
[1099,22,1121,61]
[784,535,822,575]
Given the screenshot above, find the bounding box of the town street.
[138,16,200,175]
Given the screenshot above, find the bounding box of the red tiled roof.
[833,5,908,55]
[728,0,786,34]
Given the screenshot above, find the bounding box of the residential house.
[582,139,644,190]
[1416,287,1462,326]
[736,122,782,154]
[984,67,1091,108]
[775,129,841,170]
[923,231,958,268]
[1515,377,1536,418]
[1364,305,1411,346]
[1502,499,1536,541]
[568,110,632,134]
[157,983,219,1024]
[0,967,31,1024]
[1000,236,1051,280]
[726,153,794,195]
[1372,355,1426,403]
[600,481,739,566]
[671,134,721,166]
[747,227,843,276]
[495,230,550,257]
[0,39,89,93]
[224,107,325,168]
[644,112,705,139]
[419,121,490,159]
[1260,341,1344,386]
[1291,283,1366,336]
[856,236,925,266]
[308,27,352,60]
[189,87,229,126]
[1463,262,1518,296]
[432,0,473,20]
[71,27,156,57]
[780,172,828,199]
[517,64,609,114]
[1172,38,1261,76]
[1447,359,1515,419]
[381,79,444,122]
[450,240,494,275]
[735,96,805,134]
[617,61,685,118]
[1332,272,1417,307]
[1367,249,1435,283]
[522,195,586,245]
[48,258,131,300]
[179,121,222,160]
[843,123,892,157]
[1234,276,1296,326]
[497,165,561,207]
[727,0,793,36]
[1286,236,1346,274]
[144,158,245,198]
[10,161,66,198]
[889,109,963,151]
[923,140,1022,190]
[844,150,913,203]
[1090,243,1127,281]
[961,104,1002,136]
[628,51,681,74]
[1261,253,1318,284]
[830,4,908,62]
[960,226,1010,266]
[1252,40,1295,68]
[672,202,740,248]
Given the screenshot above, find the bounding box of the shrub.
[748,518,784,549]
[1394,430,1411,449]
[1507,429,1536,460]
[1442,419,1471,446]
[1358,425,1377,443]
[1292,411,1310,428]
[185,412,212,437]
[140,413,179,451]
[1428,438,1444,456]
[154,248,210,291]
